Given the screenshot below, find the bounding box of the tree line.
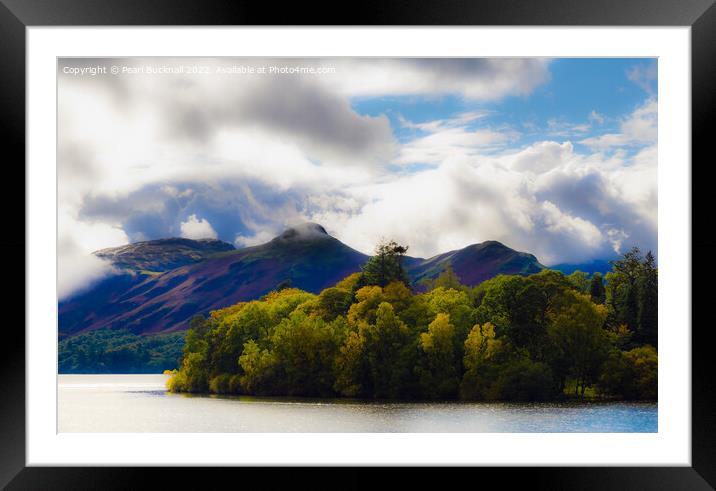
[166,242,657,401]
[59,329,184,374]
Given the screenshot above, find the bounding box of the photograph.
[56,56,658,433]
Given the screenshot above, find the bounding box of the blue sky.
[57,57,658,298]
[353,58,656,155]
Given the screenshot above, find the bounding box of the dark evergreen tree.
[589,272,606,304]
[358,240,411,288]
[637,251,658,347]
[609,247,643,332]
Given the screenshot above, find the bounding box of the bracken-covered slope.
[60,225,546,336]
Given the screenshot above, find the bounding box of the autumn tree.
[417,313,460,399]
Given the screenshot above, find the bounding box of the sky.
[57,57,657,299]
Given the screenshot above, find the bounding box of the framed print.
[3,0,715,488]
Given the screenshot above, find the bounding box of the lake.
[58,374,657,432]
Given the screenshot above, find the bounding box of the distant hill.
[549,259,615,276]
[407,240,545,287]
[94,237,235,273]
[60,224,547,336]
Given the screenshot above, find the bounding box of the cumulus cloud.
[180,214,218,239]
[309,132,657,265]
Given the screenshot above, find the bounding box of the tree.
[460,322,501,400]
[547,290,610,397]
[422,263,465,292]
[424,286,474,344]
[238,340,277,395]
[359,240,411,288]
[463,322,500,371]
[317,287,352,321]
[567,271,590,294]
[474,272,569,362]
[637,251,658,347]
[334,330,367,397]
[417,313,460,399]
[598,345,657,400]
[607,247,643,332]
[268,312,346,397]
[589,272,606,304]
[606,247,658,346]
[347,286,385,326]
[361,302,415,398]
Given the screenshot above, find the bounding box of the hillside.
[408,240,545,286]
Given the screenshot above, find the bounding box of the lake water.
[58,374,657,432]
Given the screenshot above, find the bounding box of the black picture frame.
[2,0,714,488]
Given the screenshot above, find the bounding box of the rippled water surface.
[58,374,657,433]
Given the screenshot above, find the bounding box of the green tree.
[607,247,643,331]
[567,271,590,294]
[268,312,347,397]
[358,240,411,288]
[238,340,278,395]
[317,287,352,321]
[598,345,657,400]
[334,329,368,397]
[547,290,610,397]
[637,251,658,347]
[417,313,460,399]
[361,302,415,398]
[589,272,606,304]
[422,263,465,292]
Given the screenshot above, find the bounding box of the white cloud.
[57,210,128,300]
[322,58,551,100]
[589,110,605,125]
[580,99,657,150]
[395,112,516,165]
[234,230,275,248]
[309,135,656,265]
[540,201,602,248]
[510,141,576,174]
[627,62,657,94]
[180,214,218,239]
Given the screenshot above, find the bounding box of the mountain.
[94,237,235,273]
[59,224,546,337]
[59,223,368,336]
[549,259,615,276]
[407,240,545,286]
